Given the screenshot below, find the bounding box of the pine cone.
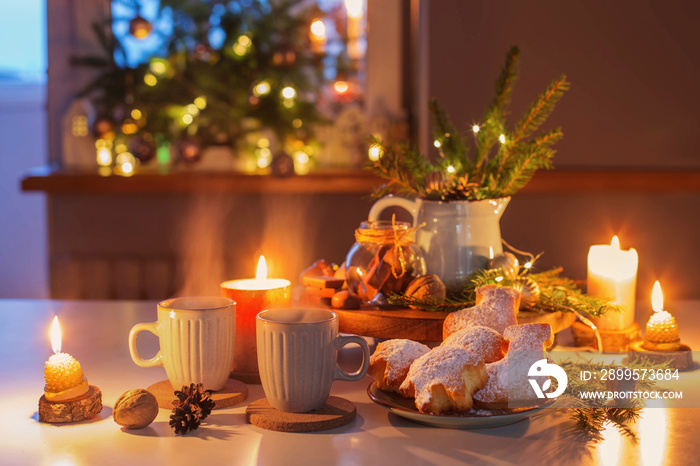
[445,174,477,200]
[424,171,448,196]
[169,383,215,435]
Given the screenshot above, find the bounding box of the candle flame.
[50,316,62,354]
[256,255,268,280]
[610,235,620,250]
[652,281,663,313]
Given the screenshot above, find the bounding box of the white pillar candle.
[587,236,638,330]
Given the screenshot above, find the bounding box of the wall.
[0,0,48,298]
[420,0,700,302]
[0,83,48,298]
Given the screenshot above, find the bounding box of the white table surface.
[1,299,699,466]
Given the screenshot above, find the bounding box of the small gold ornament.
[512,277,540,309]
[487,252,519,279]
[129,15,153,40]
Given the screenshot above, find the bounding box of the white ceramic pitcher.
[368,196,510,285]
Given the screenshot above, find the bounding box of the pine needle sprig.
[489,46,520,120]
[559,359,666,440]
[495,127,562,197]
[429,99,472,171]
[513,74,570,143]
[367,46,568,201]
[368,137,435,199]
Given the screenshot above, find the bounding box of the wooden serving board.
[335,306,576,342]
[335,307,449,341]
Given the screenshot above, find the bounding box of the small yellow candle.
[588,236,638,330]
[643,281,681,351]
[44,317,89,401]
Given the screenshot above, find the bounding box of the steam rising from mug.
[174,194,316,295]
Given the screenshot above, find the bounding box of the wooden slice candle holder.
[628,341,694,371]
[38,385,103,423]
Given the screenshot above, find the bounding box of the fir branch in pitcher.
[367,46,570,201]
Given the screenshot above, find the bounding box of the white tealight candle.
[587,236,638,330]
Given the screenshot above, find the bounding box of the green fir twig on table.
[558,360,667,440]
[387,267,619,318]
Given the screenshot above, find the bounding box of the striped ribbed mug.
[129,297,236,391]
[256,308,370,413]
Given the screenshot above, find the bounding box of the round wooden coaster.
[245,396,356,432]
[230,370,261,385]
[147,379,248,409]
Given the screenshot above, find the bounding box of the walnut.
[331,290,361,310]
[404,274,446,309]
[113,389,159,429]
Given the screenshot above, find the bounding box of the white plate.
[367,382,554,429]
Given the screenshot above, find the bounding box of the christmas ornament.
[92,115,115,139]
[270,152,295,177]
[177,138,202,164]
[487,253,519,279]
[512,277,541,309]
[129,15,152,40]
[120,119,139,135]
[169,383,215,435]
[425,171,448,195]
[129,134,157,163]
[272,43,297,67]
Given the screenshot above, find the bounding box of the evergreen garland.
[387,265,620,318]
[558,360,667,440]
[368,47,570,201]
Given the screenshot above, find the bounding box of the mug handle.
[367,196,419,224]
[334,335,370,382]
[128,322,163,368]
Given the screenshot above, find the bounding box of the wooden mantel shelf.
[21,166,700,194]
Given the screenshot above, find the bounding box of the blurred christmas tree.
[72,0,357,169]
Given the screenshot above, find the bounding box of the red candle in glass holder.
[221,256,291,383]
